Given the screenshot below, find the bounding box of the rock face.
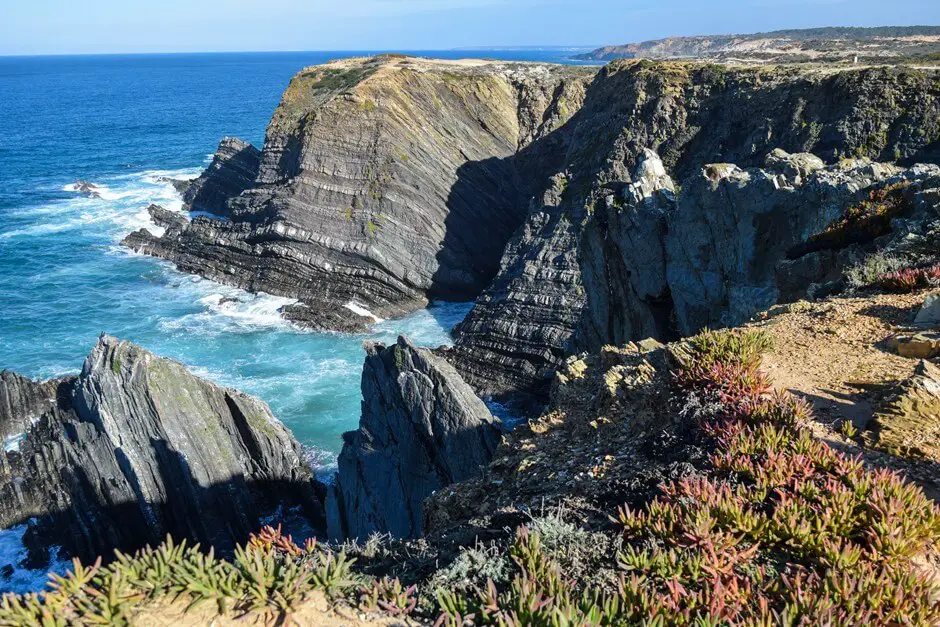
[868,360,940,462]
[123,58,940,398]
[450,62,940,400]
[0,336,325,566]
[182,137,261,217]
[124,56,592,331]
[327,336,503,541]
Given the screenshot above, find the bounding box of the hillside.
[575,25,940,65]
[4,285,940,623]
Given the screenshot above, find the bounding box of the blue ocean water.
[0,48,591,591]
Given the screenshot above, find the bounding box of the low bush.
[876,264,940,292]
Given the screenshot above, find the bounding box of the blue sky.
[2,0,939,55]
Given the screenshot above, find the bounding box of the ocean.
[0,49,591,591]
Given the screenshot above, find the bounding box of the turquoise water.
[0,50,585,474]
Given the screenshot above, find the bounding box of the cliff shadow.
[428,155,529,302]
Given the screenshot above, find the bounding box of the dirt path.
[749,292,940,500]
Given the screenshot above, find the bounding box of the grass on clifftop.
[3,330,939,625]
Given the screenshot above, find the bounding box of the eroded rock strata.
[450,63,940,400]
[327,336,503,541]
[125,56,592,331]
[0,336,325,566]
[126,57,940,399]
[183,137,261,217]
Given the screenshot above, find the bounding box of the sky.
[2,0,939,55]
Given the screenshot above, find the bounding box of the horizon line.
[0,46,602,59]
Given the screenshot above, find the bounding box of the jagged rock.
[70,181,101,198]
[665,158,903,335]
[156,177,192,195]
[0,336,325,566]
[124,56,591,330]
[578,149,676,353]
[868,360,940,461]
[183,137,261,217]
[327,336,504,541]
[764,148,826,184]
[146,204,188,231]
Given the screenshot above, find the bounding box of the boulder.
[0,336,325,566]
[327,336,504,541]
[868,360,940,461]
[894,331,940,359]
[914,292,940,326]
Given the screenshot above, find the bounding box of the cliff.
[575,26,940,65]
[0,335,325,567]
[449,62,940,401]
[124,56,592,331]
[7,294,939,624]
[327,336,503,541]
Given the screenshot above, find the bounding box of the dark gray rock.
[327,336,504,541]
[157,177,193,195]
[664,157,900,335]
[0,335,325,566]
[146,204,189,231]
[70,181,101,198]
[183,137,261,217]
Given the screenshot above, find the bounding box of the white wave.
[345,301,383,323]
[0,525,68,594]
[160,281,298,335]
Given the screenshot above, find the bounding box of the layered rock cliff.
[0,336,325,566]
[125,58,940,401]
[124,56,592,330]
[449,62,940,400]
[327,336,503,541]
[182,137,261,217]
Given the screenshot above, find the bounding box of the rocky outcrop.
[0,336,325,566]
[450,62,940,400]
[124,56,592,331]
[868,360,940,463]
[182,137,261,217]
[327,336,503,541]
[69,181,101,198]
[665,155,903,335]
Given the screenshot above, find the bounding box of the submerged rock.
[182,137,261,217]
[70,181,101,198]
[327,336,504,541]
[0,336,325,566]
